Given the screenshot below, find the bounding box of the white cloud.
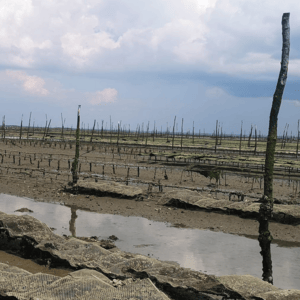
[88,88,118,105]
[0,0,299,76]
[205,86,228,99]
[285,100,300,107]
[61,31,120,66]
[6,70,49,96]
[0,0,33,26]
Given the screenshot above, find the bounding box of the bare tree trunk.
[259,12,290,285]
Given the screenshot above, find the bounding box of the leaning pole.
[259,12,290,284]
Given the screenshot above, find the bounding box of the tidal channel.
[0,193,299,290]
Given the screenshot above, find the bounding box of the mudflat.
[0,140,299,245]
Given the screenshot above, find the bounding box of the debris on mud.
[14,207,33,213]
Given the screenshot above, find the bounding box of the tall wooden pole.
[296,120,299,159]
[215,120,218,153]
[61,113,65,141]
[2,116,5,140]
[90,119,96,143]
[27,112,32,139]
[172,116,176,149]
[259,12,290,284]
[72,105,81,185]
[239,121,243,155]
[19,114,23,141]
[181,118,184,150]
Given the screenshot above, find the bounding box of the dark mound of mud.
[160,190,300,225]
[72,180,143,199]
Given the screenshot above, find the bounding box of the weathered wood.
[259,12,290,285]
[172,116,176,149]
[72,105,81,185]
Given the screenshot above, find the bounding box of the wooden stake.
[172,116,176,149]
[72,105,81,185]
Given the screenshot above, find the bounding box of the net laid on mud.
[0,263,171,300]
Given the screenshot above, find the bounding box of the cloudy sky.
[1,0,300,136]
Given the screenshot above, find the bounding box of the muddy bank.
[1,211,300,300]
[0,174,300,245]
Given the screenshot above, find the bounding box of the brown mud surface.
[0,140,299,245]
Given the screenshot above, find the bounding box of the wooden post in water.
[258,12,290,285]
[72,105,81,185]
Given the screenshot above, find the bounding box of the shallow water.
[0,193,299,290]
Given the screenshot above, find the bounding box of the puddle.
[0,250,73,277]
[0,193,299,290]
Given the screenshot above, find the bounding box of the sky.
[1,0,300,137]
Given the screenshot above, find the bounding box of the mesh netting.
[0,263,171,300]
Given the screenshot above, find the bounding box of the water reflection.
[0,193,299,290]
[69,206,78,237]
